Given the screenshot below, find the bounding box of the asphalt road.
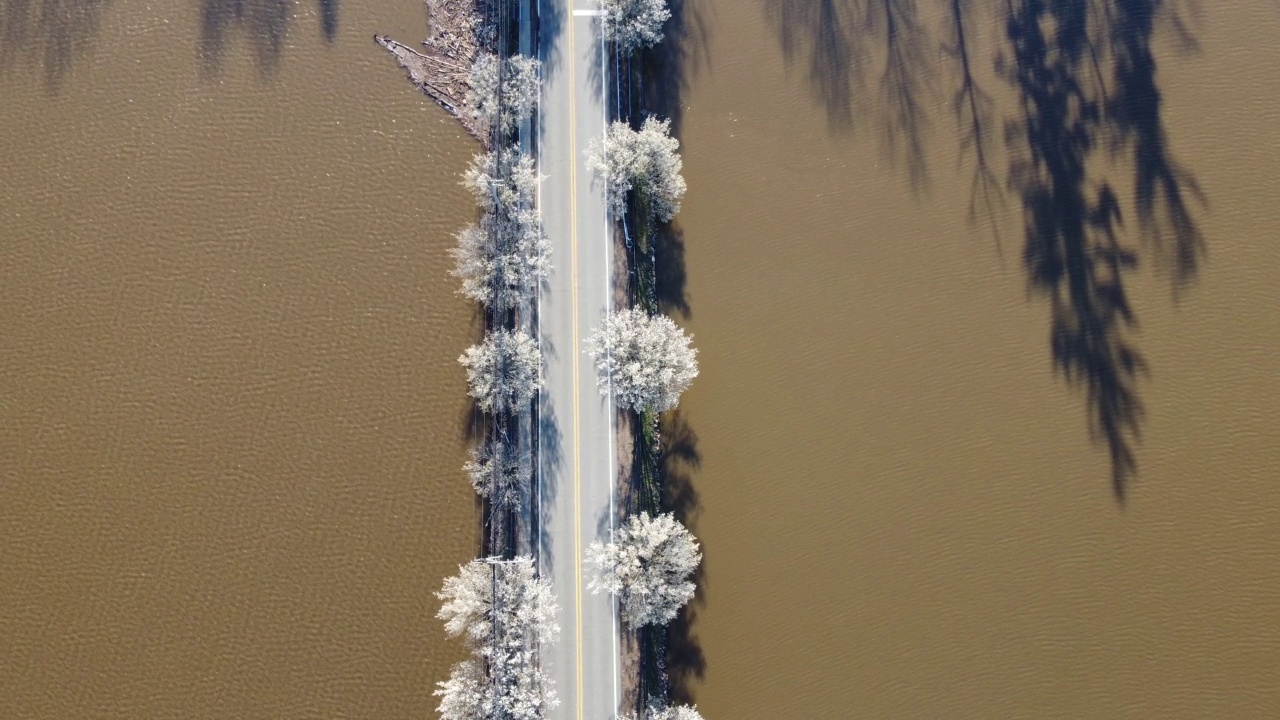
[534,2,619,719]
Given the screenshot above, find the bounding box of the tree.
[599,0,671,53]
[451,208,551,309]
[587,512,700,627]
[464,434,531,508]
[587,117,686,222]
[586,307,697,413]
[460,329,542,414]
[436,558,560,720]
[464,146,539,216]
[622,703,706,720]
[466,52,542,133]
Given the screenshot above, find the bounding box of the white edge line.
[599,17,620,720]
[534,1,544,581]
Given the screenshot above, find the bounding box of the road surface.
[534,2,619,720]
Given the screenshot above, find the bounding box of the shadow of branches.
[1105,0,1205,286]
[1000,0,1208,500]
[1004,0,1142,501]
[0,0,113,91]
[199,0,339,75]
[760,1,1205,498]
[763,0,933,186]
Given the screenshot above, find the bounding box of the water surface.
[667,1,1280,716]
[1,1,479,716]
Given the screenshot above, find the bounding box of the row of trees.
[445,1,704,717]
[588,3,705,719]
[436,558,560,719]
[438,6,558,720]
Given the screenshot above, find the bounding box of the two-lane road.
[535,2,619,720]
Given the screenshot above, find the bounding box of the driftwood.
[376,0,490,142]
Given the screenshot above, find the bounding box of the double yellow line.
[565,1,584,719]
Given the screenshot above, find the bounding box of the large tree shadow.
[1001,0,1208,501]
[1004,0,1138,501]
[0,0,113,91]
[199,0,338,76]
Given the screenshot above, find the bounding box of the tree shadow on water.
[1001,0,1210,502]
[1105,0,1205,288]
[0,0,114,91]
[639,0,712,136]
[764,0,934,188]
[659,409,705,705]
[199,0,338,76]
[652,221,691,320]
[1003,0,1138,502]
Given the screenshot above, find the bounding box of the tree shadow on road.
[535,386,564,574]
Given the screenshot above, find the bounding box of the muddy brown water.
[3,0,1279,718]
[666,1,1280,717]
[1,1,481,716]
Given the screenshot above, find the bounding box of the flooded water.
[0,1,480,716]
[667,1,1280,717]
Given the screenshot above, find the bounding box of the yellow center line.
[566,2,584,719]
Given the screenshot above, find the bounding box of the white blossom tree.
[464,146,539,216]
[466,52,542,133]
[464,435,531,508]
[621,703,706,720]
[599,0,671,53]
[587,512,701,627]
[436,558,560,720]
[586,117,685,222]
[586,307,697,413]
[451,208,551,309]
[460,329,542,414]
[435,659,488,720]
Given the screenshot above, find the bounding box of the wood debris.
[376,0,492,142]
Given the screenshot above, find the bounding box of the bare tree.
[587,512,701,628]
[436,558,560,720]
[467,51,542,134]
[451,209,551,309]
[460,329,543,414]
[586,307,698,414]
[587,117,686,223]
[599,0,671,53]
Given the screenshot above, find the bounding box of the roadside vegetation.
[424,2,562,719]
[586,1,704,717]
[399,0,700,716]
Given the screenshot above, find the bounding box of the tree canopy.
[460,329,543,414]
[466,52,542,134]
[587,512,701,627]
[586,307,698,413]
[587,117,686,223]
[599,0,671,53]
[436,558,559,720]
